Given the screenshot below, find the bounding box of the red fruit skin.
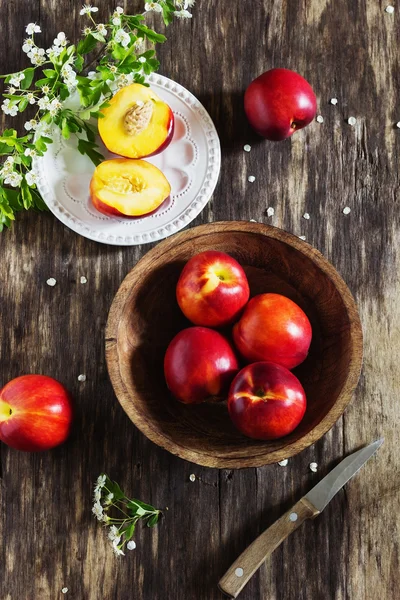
[244,68,317,141]
[0,375,73,452]
[228,362,306,440]
[164,327,239,404]
[143,109,175,157]
[233,293,312,369]
[176,250,250,328]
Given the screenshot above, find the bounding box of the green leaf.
[35,136,51,153]
[43,69,57,78]
[35,77,51,88]
[75,54,84,73]
[18,98,29,112]
[3,129,17,138]
[0,142,11,155]
[20,154,31,168]
[61,118,70,139]
[91,31,106,43]
[21,179,33,209]
[142,50,155,59]
[0,137,17,148]
[77,34,98,55]
[146,513,160,528]
[20,67,36,90]
[59,84,70,101]
[31,188,48,211]
[127,499,157,514]
[123,522,136,541]
[135,24,167,44]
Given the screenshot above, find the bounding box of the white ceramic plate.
[33,74,221,245]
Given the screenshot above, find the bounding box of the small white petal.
[309,462,318,472]
[347,116,357,126]
[299,235,306,241]
[189,474,196,482]
[385,5,395,13]
[278,459,288,466]
[266,207,274,217]
[316,115,324,123]
[127,541,136,550]
[247,175,256,183]
[303,212,310,220]
[46,278,57,287]
[78,374,87,382]
[138,56,146,63]
[342,206,351,215]
[289,512,298,522]
[330,97,338,105]
[61,588,68,594]
[243,144,251,152]
[249,219,258,222]
[396,121,400,129]
[80,276,87,284]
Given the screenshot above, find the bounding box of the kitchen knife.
[218,438,383,598]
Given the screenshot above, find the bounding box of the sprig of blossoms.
[92,474,161,557]
[0,2,194,231]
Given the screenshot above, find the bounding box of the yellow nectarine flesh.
[98,83,174,159]
[90,158,171,217]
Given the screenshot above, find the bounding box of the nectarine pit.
[124,100,154,136]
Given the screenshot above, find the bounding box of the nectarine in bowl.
[105,222,363,468]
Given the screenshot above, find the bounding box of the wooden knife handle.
[218,497,319,598]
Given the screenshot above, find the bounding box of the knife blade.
[218,439,383,598]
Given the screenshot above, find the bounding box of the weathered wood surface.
[0,1,399,599]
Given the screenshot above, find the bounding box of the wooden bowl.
[106,222,363,468]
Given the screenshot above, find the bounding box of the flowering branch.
[93,474,162,556]
[0,1,194,231]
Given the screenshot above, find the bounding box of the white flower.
[174,0,189,8]
[1,99,18,117]
[145,2,163,12]
[94,488,102,502]
[24,148,37,157]
[97,23,107,35]
[25,171,38,186]
[4,172,23,187]
[104,492,114,505]
[49,98,62,117]
[6,86,16,95]
[115,6,124,14]
[102,514,110,524]
[108,526,120,541]
[41,85,50,94]
[138,56,146,63]
[112,17,121,26]
[174,9,192,18]
[127,541,136,550]
[22,38,34,53]
[38,95,51,110]
[96,474,107,488]
[109,64,118,73]
[9,72,24,87]
[82,27,93,36]
[80,5,99,15]
[53,32,68,47]
[24,119,38,131]
[134,39,144,52]
[116,73,133,88]
[26,23,41,35]
[92,501,104,521]
[46,45,63,58]
[112,538,125,556]
[29,48,46,65]
[35,122,51,136]
[25,92,36,105]
[4,156,15,168]
[186,0,195,6]
[114,29,130,47]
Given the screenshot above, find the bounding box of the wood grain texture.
[106,221,363,468]
[0,1,399,599]
[218,497,319,598]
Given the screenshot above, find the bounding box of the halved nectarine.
[90,158,171,217]
[98,83,174,159]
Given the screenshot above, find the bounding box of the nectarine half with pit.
[90,158,171,217]
[98,83,174,159]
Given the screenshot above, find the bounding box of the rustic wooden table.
[1,1,399,599]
